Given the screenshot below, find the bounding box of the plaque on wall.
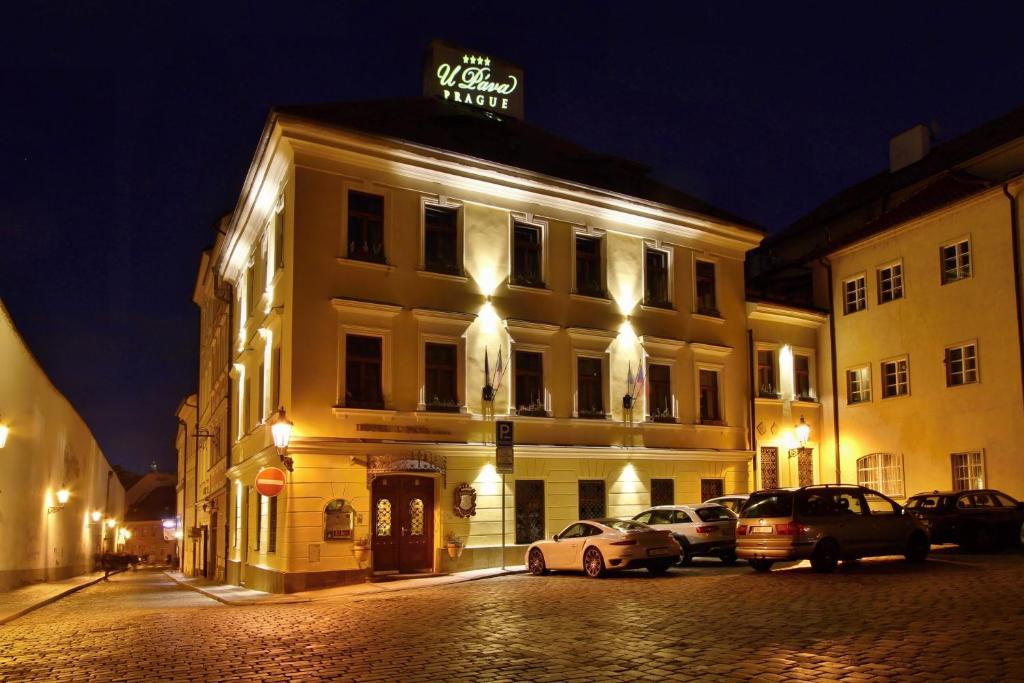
[453,483,477,518]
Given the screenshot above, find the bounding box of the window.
[513,350,546,416]
[271,347,281,412]
[424,205,460,275]
[647,363,674,422]
[578,480,606,519]
[843,275,866,314]
[345,335,384,408]
[760,447,779,489]
[698,369,721,424]
[233,483,242,549]
[877,262,903,303]
[695,260,718,316]
[257,362,266,422]
[941,239,971,284]
[347,190,385,263]
[856,453,905,498]
[243,376,254,434]
[644,247,670,308]
[246,260,257,316]
[847,366,871,404]
[268,496,278,553]
[757,350,778,398]
[951,452,984,491]
[576,356,605,419]
[515,480,545,544]
[881,358,909,398]
[512,223,544,287]
[701,479,724,501]
[651,478,674,506]
[945,343,978,386]
[255,493,263,550]
[793,354,812,400]
[274,205,285,271]
[424,342,459,412]
[574,235,604,297]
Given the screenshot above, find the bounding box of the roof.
[125,485,176,522]
[273,98,760,231]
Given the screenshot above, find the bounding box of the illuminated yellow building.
[751,110,1024,501]
[0,300,126,590]
[210,93,763,591]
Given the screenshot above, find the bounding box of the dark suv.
[736,485,930,573]
[905,489,1024,550]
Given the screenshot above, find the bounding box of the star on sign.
[484,58,491,66]
[462,55,469,64]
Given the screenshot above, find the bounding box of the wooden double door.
[371,475,434,573]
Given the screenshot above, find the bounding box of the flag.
[484,348,491,387]
[626,362,634,396]
[493,348,505,390]
[632,362,645,400]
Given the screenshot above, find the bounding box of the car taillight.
[774,523,804,535]
[610,539,637,546]
[737,524,748,535]
[695,526,716,534]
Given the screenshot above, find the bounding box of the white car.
[705,494,749,516]
[632,504,738,565]
[525,519,680,578]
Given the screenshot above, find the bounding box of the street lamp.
[106,518,117,529]
[49,486,70,513]
[91,510,102,523]
[269,406,294,471]
[0,417,8,448]
[794,415,810,447]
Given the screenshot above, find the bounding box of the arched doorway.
[371,475,435,573]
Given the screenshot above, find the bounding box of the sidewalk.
[0,571,107,625]
[164,565,526,606]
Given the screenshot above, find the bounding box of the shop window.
[857,453,904,498]
[847,366,871,404]
[793,354,812,400]
[347,190,385,263]
[650,478,674,507]
[647,363,674,422]
[951,452,984,491]
[941,239,971,284]
[424,205,460,275]
[578,480,606,519]
[424,342,459,412]
[945,343,978,386]
[878,262,903,303]
[576,356,605,419]
[881,358,909,398]
[698,369,722,424]
[644,247,671,308]
[324,499,355,541]
[515,480,545,544]
[843,275,866,314]
[575,235,604,298]
[512,223,544,287]
[345,335,384,409]
[695,260,718,316]
[757,350,778,398]
[513,350,546,416]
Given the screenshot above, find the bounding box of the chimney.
[889,123,931,173]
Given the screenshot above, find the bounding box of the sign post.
[495,421,514,569]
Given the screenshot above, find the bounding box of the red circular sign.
[255,467,287,497]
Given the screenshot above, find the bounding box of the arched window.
[856,453,904,498]
[324,499,355,541]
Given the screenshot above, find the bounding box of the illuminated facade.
[211,98,763,591]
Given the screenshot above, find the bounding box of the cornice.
[332,298,403,319]
[746,302,827,329]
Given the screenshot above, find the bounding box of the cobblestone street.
[1,550,1022,682]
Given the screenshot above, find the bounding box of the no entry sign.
[255,467,287,497]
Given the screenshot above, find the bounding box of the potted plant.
[445,532,464,559]
[352,536,370,563]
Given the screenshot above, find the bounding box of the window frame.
[514,479,546,545]
[511,346,549,417]
[696,363,724,425]
[571,228,607,299]
[693,256,720,318]
[509,215,548,290]
[945,341,979,387]
[578,479,607,519]
[642,242,673,309]
[343,187,388,265]
[846,365,872,405]
[791,347,816,402]
[856,453,905,499]
[338,328,391,410]
[880,356,910,399]
[650,478,675,507]
[421,339,463,413]
[842,273,867,315]
[754,343,780,399]
[940,236,972,285]
[572,351,609,420]
[420,196,464,277]
[645,361,676,423]
[876,259,904,304]
[951,451,985,491]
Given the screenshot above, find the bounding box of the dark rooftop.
[274,98,760,232]
[125,485,176,522]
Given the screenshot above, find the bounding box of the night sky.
[3,3,1022,474]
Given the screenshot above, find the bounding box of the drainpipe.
[820,257,842,484]
[746,328,758,490]
[1001,181,1024,408]
[176,417,188,567]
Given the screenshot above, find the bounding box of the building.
[123,480,177,563]
[750,108,1024,499]
[0,299,126,590]
[204,46,764,592]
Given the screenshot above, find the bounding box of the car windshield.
[740,492,793,519]
[695,506,736,522]
[598,519,650,532]
[906,495,948,509]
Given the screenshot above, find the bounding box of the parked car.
[905,489,1024,550]
[736,485,930,573]
[705,494,749,515]
[526,519,680,578]
[632,504,738,565]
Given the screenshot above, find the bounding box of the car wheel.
[748,559,774,572]
[719,550,737,566]
[676,542,693,567]
[583,547,606,578]
[811,539,839,573]
[904,532,929,563]
[527,548,548,576]
[647,559,672,576]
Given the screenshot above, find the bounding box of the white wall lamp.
[269,406,294,471]
[0,417,9,448]
[49,486,70,513]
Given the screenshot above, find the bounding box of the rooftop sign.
[423,41,524,119]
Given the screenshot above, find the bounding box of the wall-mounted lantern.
[91,510,103,523]
[0,417,8,448]
[49,486,70,513]
[269,406,294,471]
[794,415,810,447]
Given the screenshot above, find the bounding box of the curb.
[0,572,113,626]
[162,571,311,606]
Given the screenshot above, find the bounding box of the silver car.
[633,504,738,565]
[705,494,749,516]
